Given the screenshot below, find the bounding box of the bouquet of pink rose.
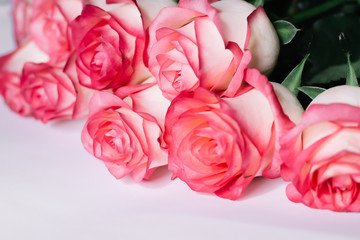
[1,0,360,212]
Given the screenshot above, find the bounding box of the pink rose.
[0,41,48,116]
[146,0,279,100]
[165,69,301,200]
[20,56,93,123]
[70,1,149,90]
[281,86,360,212]
[81,80,170,182]
[11,0,33,46]
[30,0,83,63]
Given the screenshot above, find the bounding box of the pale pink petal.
[143,118,168,169]
[63,53,94,119]
[223,86,274,154]
[88,91,129,116]
[108,1,144,37]
[121,83,170,127]
[243,69,296,178]
[247,6,280,75]
[0,41,48,73]
[104,161,133,179]
[211,0,255,49]
[11,0,32,46]
[271,82,304,125]
[136,0,177,29]
[195,16,233,89]
[222,45,252,97]
[56,0,84,22]
[311,85,360,107]
[146,7,203,63]
[178,0,223,37]
[286,183,303,203]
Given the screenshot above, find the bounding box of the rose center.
[98,124,133,163]
[191,125,226,166]
[29,86,47,109]
[172,71,183,91]
[91,51,106,72]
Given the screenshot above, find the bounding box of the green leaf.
[281,53,310,95]
[251,0,264,7]
[345,52,358,86]
[339,32,358,86]
[307,59,360,84]
[273,20,300,45]
[298,86,326,99]
[302,14,360,85]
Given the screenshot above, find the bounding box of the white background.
[0,2,359,240]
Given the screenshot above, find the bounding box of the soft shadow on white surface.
[137,166,173,188]
[1,3,360,240]
[240,175,282,200]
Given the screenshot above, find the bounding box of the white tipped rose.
[212,0,280,75]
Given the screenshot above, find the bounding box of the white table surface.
[1,3,359,240]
